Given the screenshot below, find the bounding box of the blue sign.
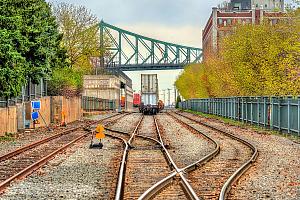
[31,101,41,110]
[31,112,39,120]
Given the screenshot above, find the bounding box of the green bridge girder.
[100,21,203,71]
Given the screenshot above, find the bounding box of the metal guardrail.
[179,96,300,136]
[82,96,116,111]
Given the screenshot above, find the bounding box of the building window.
[272,19,278,25]
[227,19,232,25]
[219,18,223,25]
[256,4,258,7]
[265,4,268,8]
[234,3,241,10]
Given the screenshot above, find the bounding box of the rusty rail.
[0,133,89,192]
[174,111,258,200]
[0,113,125,192]
[0,113,122,163]
[108,115,144,200]
[139,116,210,200]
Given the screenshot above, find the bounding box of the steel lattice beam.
[100,21,203,71]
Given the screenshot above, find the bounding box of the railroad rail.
[171,111,258,200]
[139,116,219,200]
[106,113,219,200]
[102,114,144,200]
[0,113,125,192]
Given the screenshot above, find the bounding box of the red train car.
[133,93,141,107]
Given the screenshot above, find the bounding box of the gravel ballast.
[179,111,300,200]
[156,113,215,169]
[0,135,123,200]
[109,113,142,133]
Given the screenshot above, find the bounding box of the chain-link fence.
[0,79,47,107]
[179,96,300,136]
[82,96,116,112]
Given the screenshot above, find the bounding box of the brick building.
[202,0,286,59]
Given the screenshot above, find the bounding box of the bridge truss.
[100,21,202,71]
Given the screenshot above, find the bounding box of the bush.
[47,67,83,96]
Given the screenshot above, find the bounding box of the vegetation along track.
[0,113,125,192]
[169,111,258,200]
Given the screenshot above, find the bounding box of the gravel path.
[0,134,123,200]
[156,113,215,169]
[179,111,300,200]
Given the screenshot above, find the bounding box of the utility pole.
[167,88,171,107]
[174,86,177,105]
[163,89,166,104]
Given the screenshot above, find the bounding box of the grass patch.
[0,132,16,142]
[181,109,300,143]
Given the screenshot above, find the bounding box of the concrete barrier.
[0,107,17,136]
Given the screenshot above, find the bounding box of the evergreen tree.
[0,0,67,98]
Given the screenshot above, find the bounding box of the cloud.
[48,0,221,26]
[48,0,295,27]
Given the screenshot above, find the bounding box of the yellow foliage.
[175,63,210,99]
[176,9,300,98]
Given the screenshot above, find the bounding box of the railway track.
[107,114,205,200]
[0,113,125,193]
[169,111,258,200]
[124,115,171,199]
[139,115,216,200]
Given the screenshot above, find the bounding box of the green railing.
[82,96,116,112]
[179,96,300,136]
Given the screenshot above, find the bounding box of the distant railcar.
[140,74,159,115]
[133,93,141,107]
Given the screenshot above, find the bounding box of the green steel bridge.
[100,21,203,71]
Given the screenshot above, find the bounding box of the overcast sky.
[48,0,294,104]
